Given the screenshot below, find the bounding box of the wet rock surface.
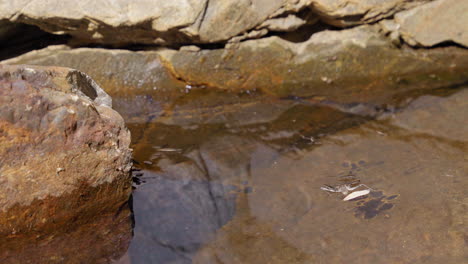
[0,65,132,238]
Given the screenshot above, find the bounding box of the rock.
[257,14,308,32]
[0,0,207,45]
[0,0,438,45]
[159,25,468,103]
[310,0,431,27]
[0,45,188,123]
[192,0,290,43]
[382,89,468,142]
[3,25,468,111]
[0,204,132,264]
[0,0,300,45]
[394,0,468,47]
[0,65,132,237]
[0,45,186,96]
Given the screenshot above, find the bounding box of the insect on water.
[320,181,373,201]
[320,183,372,195]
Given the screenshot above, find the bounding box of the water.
[117,87,467,263]
[2,84,466,263]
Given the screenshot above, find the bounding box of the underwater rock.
[0,65,132,237]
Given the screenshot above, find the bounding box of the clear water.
[116,87,468,263]
[2,85,466,264]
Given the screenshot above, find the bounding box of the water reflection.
[127,172,236,263]
[124,87,467,263]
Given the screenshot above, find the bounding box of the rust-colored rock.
[0,202,132,264]
[0,65,132,237]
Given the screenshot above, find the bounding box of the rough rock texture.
[0,65,132,237]
[0,0,294,45]
[0,204,132,264]
[0,0,206,45]
[160,25,468,103]
[0,45,186,97]
[310,0,431,27]
[394,0,468,47]
[3,25,467,111]
[0,0,436,46]
[0,45,189,123]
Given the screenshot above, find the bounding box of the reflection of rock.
[0,204,132,264]
[394,0,468,47]
[0,65,132,238]
[193,88,468,263]
[128,171,236,264]
[128,99,370,173]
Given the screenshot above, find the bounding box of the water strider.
[320,182,372,195]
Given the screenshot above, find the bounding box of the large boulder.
[0,65,132,237]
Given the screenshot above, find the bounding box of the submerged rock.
[192,87,468,264]
[0,65,132,237]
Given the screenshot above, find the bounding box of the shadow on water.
[117,85,467,264]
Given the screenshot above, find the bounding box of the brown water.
[115,86,467,264]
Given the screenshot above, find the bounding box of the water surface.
[117,87,468,263]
